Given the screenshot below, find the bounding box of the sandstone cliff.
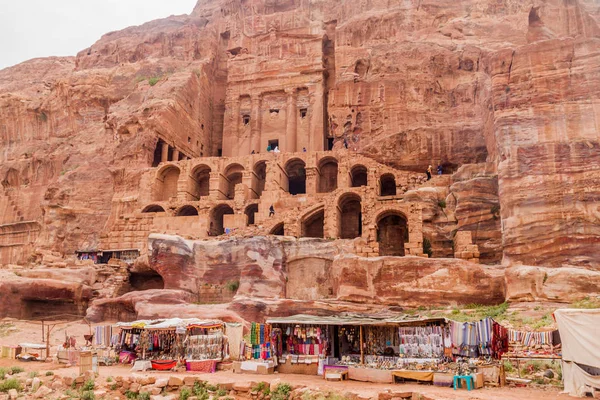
[0,0,598,320]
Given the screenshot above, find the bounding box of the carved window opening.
[191,165,211,199]
[209,204,234,236]
[245,204,259,226]
[285,159,306,195]
[176,205,198,216]
[318,158,338,193]
[269,109,279,114]
[377,212,408,256]
[302,209,325,238]
[338,193,362,239]
[379,174,396,196]
[270,222,284,236]
[300,108,307,118]
[243,115,250,125]
[351,165,368,187]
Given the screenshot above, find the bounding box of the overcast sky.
[0,0,198,70]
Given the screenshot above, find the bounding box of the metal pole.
[41,321,44,343]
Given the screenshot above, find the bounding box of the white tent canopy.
[554,308,600,397]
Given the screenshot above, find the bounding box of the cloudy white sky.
[0,0,198,70]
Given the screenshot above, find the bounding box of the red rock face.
[0,0,599,320]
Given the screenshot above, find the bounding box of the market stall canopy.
[266,313,447,326]
[18,343,47,349]
[116,318,223,330]
[554,308,600,397]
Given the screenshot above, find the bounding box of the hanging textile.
[491,321,508,359]
[398,326,445,358]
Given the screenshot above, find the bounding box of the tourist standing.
[426,165,432,180]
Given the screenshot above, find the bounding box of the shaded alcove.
[190,164,211,199]
[253,161,267,198]
[176,205,199,216]
[270,223,285,236]
[338,193,362,239]
[350,165,368,187]
[379,174,397,196]
[301,208,325,238]
[129,270,165,291]
[224,164,244,199]
[142,204,165,213]
[377,211,408,256]
[155,165,180,201]
[285,159,306,195]
[318,158,338,193]
[22,299,86,320]
[245,204,259,226]
[209,204,234,236]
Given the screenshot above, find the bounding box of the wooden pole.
[46,326,50,361]
[41,321,44,343]
[359,326,364,365]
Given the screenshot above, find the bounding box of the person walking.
[266,144,272,152]
[269,205,275,217]
[426,165,432,180]
[437,164,443,175]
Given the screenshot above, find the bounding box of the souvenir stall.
[234,323,278,375]
[184,320,227,373]
[115,318,226,372]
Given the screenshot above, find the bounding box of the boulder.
[33,385,53,399]
[167,376,183,387]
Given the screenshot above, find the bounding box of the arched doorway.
[252,161,267,198]
[301,208,325,238]
[155,165,180,201]
[190,164,211,199]
[176,205,198,216]
[338,193,362,239]
[350,165,368,187]
[142,204,165,213]
[379,174,396,196]
[245,204,259,226]
[224,163,244,200]
[285,159,306,195]
[270,223,285,236]
[377,211,408,256]
[318,158,338,193]
[129,270,165,291]
[209,204,234,236]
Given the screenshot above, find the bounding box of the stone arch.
[155,164,180,201]
[252,160,267,198]
[209,204,234,236]
[190,164,211,200]
[142,204,166,213]
[285,158,306,195]
[176,205,199,216]
[270,222,285,236]
[376,210,408,256]
[223,163,245,199]
[245,203,259,226]
[350,165,368,187]
[379,173,396,196]
[301,205,325,238]
[318,157,338,193]
[337,192,362,239]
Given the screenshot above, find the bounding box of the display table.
[131,360,152,372]
[278,359,319,375]
[392,370,434,383]
[233,360,276,375]
[348,367,393,383]
[186,359,218,373]
[323,365,349,381]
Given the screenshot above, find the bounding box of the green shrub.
[0,378,22,392]
[438,199,446,209]
[206,383,218,392]
[125,390,139,399]
[0,368,7,379]
[180,387,192,400]
[45,371,54,376]
[82,378,95,391]
[139,392,151,400]
[271,383,292,400]
[503,360,514,373]
[192,381,209,400]
[253,381,270,395]
[81,390,96,400]
[226,280,240,292]
[9,366,23,374]
[106,376,113,382]
[216,388,227,397]
[110,383,118,391]
[148,77,161,86]
[422,238,433,257]
[29,371,38,378]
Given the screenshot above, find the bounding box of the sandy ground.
[0,319,574,400]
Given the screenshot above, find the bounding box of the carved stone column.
[161,142,169,163]
[286,89,297,153]
[250,94,262,154]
